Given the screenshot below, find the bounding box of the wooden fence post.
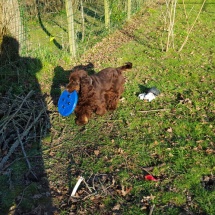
[66,0,76,58]
[127,0,131,20]
[104,0,110,29]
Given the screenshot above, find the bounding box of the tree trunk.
[0,0,24,45]
[66,0,76,58]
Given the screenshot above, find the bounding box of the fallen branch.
[13,120,38,180]
[0,107,45,170]
[0,90,34,134]
[0,91,50,171]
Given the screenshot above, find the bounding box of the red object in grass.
[145,174,158,181]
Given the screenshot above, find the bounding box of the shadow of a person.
[0,35,42,94]
[0,36,57,214]
[51,62,95,106]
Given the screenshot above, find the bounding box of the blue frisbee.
[58,90,78,116]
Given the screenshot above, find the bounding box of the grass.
[1,1,215,215]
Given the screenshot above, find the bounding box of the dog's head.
[66,70,89,93]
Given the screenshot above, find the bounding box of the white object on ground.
[138,92,156,102]
[71,176,84,197]
[138,93,146,100]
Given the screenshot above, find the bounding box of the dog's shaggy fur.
[67,62,132,125]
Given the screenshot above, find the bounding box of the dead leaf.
[206,148,215,154]
[118,148,124,154]
[121,185,132,196]
[167,127,173,133]
[49,151,55,156]
[94,150,100,156]
[113,203,121,210]
[154,141,159,145]
[184,98,192,104]
[99,203,105,209]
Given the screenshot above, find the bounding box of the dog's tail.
[117,62,132,71]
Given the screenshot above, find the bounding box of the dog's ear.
[67,70,88,92]
[80,75,92,85]
[67,75,81,93]
[79,76,93,94]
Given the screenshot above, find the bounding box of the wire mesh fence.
[1,0,146,61]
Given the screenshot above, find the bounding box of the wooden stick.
[149,204,155,215]
[0,90,34,134]
[138,109,170,113]
[13,121,31,169]
[0,106,46,170]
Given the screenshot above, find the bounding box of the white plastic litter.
[71,176,84,197]
[138,93,146,100]
[138,92,156,102]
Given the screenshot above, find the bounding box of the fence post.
[104,0,110,29]
[80,0,85,42]
[127,0,131,20]
[66,0,76,58]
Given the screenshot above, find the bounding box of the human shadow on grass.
[0,36,57,214]
[51,62,95,106]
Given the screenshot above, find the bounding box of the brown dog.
[67,62,132,125]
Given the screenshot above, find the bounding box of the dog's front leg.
[96,105,107,116]
[75,108,91,125]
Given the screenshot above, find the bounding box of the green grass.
[1,1,215,215]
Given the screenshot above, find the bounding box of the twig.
[82,192,97,200]
[1,155,41,171]
[13,120,38,180]
[141,163,166,173]
[0,105,46,170]
[149,204,155,215]
[178,0,207,52]
[83,178,94,193]
[182,0,187,19]
[138,109,170,113]
[0,90,34,134]
[98,178,108,196]
[13,120,32,169]
[100,119,123,122]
